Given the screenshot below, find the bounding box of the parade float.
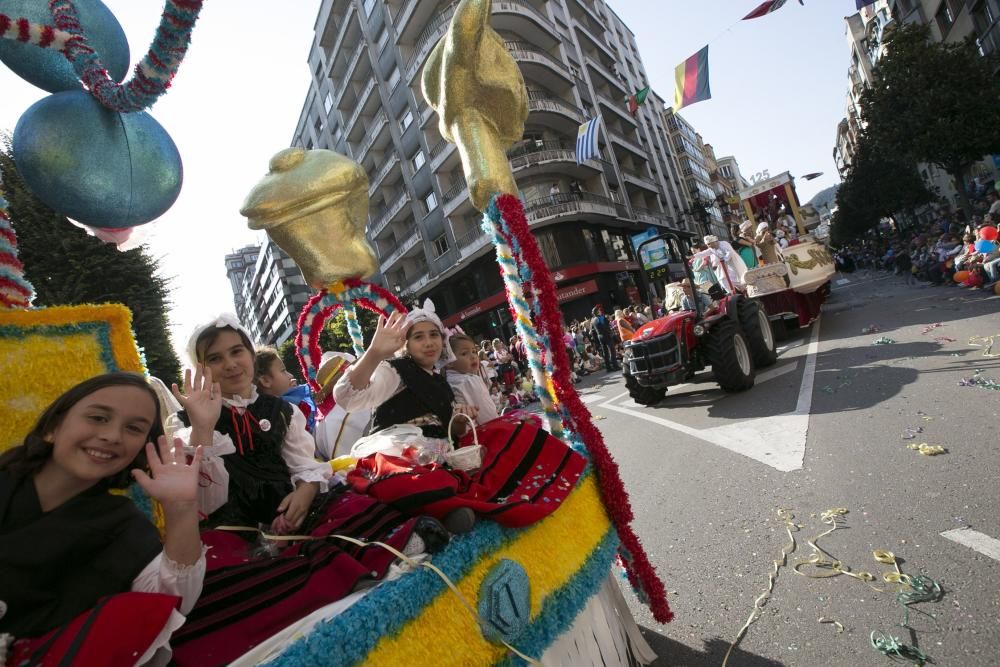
[0,0,671,664]
[738,171,834,330]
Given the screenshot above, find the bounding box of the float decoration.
[52,0,204,113]
[421,0,672,623]
[0,188,34,309]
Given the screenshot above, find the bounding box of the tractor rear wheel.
[704,319,755,392]
[739,300,778,368]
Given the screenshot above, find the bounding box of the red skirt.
[347,415,587,528]
[11,592,181,667]
[170,489,415,667]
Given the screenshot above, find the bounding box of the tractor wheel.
[624,370,667,406]
[739,300,778,368]
[704,319,755,392]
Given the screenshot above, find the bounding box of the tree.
[1,141,182,383]
[830,140,933,244]
[859,23,1000,217]
[278,307,378,382]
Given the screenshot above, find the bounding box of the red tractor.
[622,232,777,405]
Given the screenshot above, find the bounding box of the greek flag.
[575,117,600,165]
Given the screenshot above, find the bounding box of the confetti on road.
[907,443,947,456]
[901,426,923,440]
[921,323,944,335]
[861,325,881,334]
[873,336,896,345]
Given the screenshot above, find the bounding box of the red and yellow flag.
[673,46,711,111]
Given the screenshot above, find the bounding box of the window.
[432,234,449,257]
[424,191,438,212]
[399,109,414,132]
[935,1,954,33]
[412,149,425,171]
[323,91,333,114]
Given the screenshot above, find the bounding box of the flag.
[673,46,711,111]
[743,0,788,20]
[626,86,650,117]
[575,117,600,164]
[855,0,876,9]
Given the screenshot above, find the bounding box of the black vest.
[180,394,294,527]
[371,358,455,439]
[0,471,161,637]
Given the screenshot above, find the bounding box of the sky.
[0,0,853,362]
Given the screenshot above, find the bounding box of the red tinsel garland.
[495,193,673,623]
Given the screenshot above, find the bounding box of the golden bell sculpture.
[241,148,378,288]
[421,0,528,211]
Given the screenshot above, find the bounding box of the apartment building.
[703,145,748,232]
[662,109,726,238]
[292,0,702,338]
[223,240,312,346]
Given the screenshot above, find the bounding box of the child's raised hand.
[132,436,202,510]
[172,365,222,430]
[368,312,408,361]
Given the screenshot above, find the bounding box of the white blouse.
[332,361,410,412]
[167,387,331,493]
[131,549,207,666]
[446,371,499,422]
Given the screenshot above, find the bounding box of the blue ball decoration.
[477,559,531,644]
[13,90,183,228]
[0,0,130,92]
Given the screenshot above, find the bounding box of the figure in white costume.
[703,234,748,291]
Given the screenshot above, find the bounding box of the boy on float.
[445,332,499,423]
[0,373,204,665]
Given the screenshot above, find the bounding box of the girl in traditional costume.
[337,302,588,534]
[0,373,204,666]
[446,333,500,423]
[165,314,446,666]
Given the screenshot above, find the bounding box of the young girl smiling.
[0,372,204,665]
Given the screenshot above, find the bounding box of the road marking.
[940,527,1000,562]
[757,361,800,385]
[835,278,851,285]
[831,274,894,291]
[580,393,608,404]
[595,324,821,472]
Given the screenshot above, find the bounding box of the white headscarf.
[402,298,456,368]
[756,221,770,234]
[703,235,719,244]
[186,313,254,366]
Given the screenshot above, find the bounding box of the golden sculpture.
[241,147,378,288]
[421,0,528,211]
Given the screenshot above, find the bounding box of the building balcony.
[380,228,423,273]
[527,91,584,125]
[456,225,491,260]
[405,271,431,295]
[405,0,559,82]
[369,191,411,238]
[574,18,615,62]
[326,3,358,70]
[395,0,421,38]
[369,153,400,197]
[622,170,659,194]
[419,102,436,127]
[345,79,377,134]
[586,56,627,96]
[598,90,637,126]
[632,206,668,226]
[430,245,460,277]
[333,41,366,104]
[609,129,645,158]
[569,0,604,27]
[343,36,369,83]
[442,177,470,216]
[506,40,572,86]
[357,112,389,161]
[429,138,457,172]
[523,192,626,226]
[507,140,603,177]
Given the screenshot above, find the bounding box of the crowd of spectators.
[832,185,1000,291]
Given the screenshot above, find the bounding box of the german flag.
[673,46,711,111]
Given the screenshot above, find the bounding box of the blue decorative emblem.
[478,559,531,644]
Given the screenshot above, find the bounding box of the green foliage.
[859,23,1000,212]
[278,307,378,382]
[831,141,933,243]
[0,140,182,383]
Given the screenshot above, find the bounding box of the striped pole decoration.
[0,185,34,309]
[483,199,564,437]
[343,301,365,357]
[0,13,80,52]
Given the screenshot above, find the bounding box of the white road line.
[593,323,822,472]
[830,274,894,291]
[940,527,1000,562]
[757,361,800,385]
[580,393,608,404]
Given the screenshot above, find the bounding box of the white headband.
[186,313,254,366]
[402,298,456,368]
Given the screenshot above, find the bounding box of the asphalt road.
[581,273,1000,666]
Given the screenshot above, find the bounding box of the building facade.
[703,145,747,233]
[292,0,712,338]
[661,109,727,238]
[835,0,998,194]
[224,240,312,346]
